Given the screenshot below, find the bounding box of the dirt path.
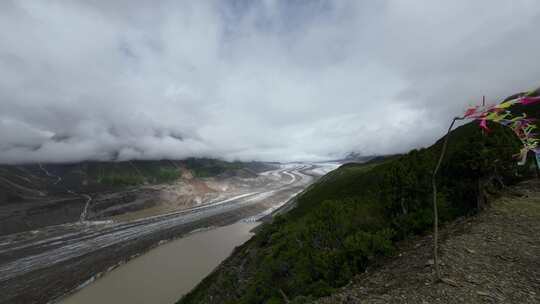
[316,179,540,304]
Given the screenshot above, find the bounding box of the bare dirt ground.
[316,179,540,304]
[96,166,296,222]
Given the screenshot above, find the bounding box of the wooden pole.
[432,116,463,281]
[533,151,540,178]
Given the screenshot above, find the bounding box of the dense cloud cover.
[1,0,539,163]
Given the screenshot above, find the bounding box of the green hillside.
[179,92,539,304]
[0,158,270,198]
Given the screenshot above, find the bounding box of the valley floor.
[0,163,335,304]
[316,179,540,304]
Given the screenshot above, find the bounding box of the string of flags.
[462,93,540,166]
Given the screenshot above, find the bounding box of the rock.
[476,291,492,297]
[465,247,476,254]
[441,278,460,287]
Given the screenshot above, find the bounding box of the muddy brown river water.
[59,221,259,304]
[0,163,339,303]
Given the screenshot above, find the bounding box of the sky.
[1,0,539,164]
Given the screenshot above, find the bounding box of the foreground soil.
[316,179,540,304]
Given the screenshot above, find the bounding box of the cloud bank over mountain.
[1,0,539,163]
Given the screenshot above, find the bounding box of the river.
[59,221,259,304]
[0,163,338,303]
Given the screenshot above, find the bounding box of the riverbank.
[316,179,540,303]
[60,221,258,304]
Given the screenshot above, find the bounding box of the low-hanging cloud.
[1,0,539,164]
